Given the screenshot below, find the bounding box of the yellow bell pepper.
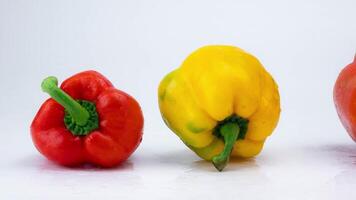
[158,45,281,171]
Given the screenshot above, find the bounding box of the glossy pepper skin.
[158,45,280,171]
[31,71,143,167]
[334,56,356,142]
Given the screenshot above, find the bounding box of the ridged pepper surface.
[31,71,143,167]
[158,45,280,171]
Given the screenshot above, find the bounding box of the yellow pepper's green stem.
[212,122,239,171]
[41,76,90,126]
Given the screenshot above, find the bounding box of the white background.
[1,0,356,199]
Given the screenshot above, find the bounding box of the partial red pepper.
[31,71,143,167]
[334,55,356,142]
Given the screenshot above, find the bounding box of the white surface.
[1,0,356,199]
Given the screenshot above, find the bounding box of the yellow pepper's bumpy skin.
[158,45,280,170]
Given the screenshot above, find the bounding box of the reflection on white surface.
[2,140,356,199]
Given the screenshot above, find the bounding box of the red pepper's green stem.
[41,76,90,126]
[212,122,239,171]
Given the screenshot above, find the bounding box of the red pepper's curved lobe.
[334,59,356,141]
[61,70,113,101]
[85,88,144,167]
[84,132,128,167]
[31,99,85,166]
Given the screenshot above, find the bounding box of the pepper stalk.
[212,122,240,171]
[41,76,99,136]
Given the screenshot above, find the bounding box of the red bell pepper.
[334,55,356,141]
[31,71,144,167]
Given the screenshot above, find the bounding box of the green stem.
[212,122,240,171]
[41,76,90,126]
